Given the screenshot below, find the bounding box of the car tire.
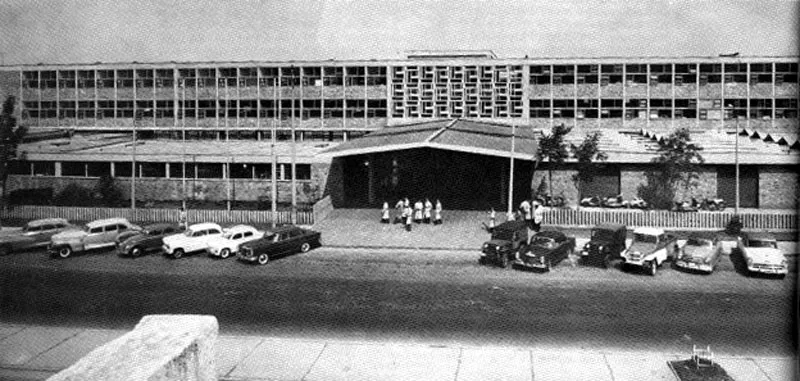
[257,253,269,265]
[130,247,142,258]
[647,260,657,276]
[300,242,311,253]
[0,245,10,256]
[172,248,184,259]
[220,248,231,259]
[57,246,72,259]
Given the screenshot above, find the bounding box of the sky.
[0,0,797,65]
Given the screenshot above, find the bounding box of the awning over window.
[322,119,538,161]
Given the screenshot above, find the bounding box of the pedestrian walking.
[423,198,433,224]
[381,201,390,223]
[404,205,413,231]
[413,200,423,223]
[433,199,443,225]
[532,200,544,233]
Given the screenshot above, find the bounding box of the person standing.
[413,200,423,224]
[532,200,544,233]
[423,198,433,224]
[485,207,496,233]
[381,201,390,223]
[520,199,532,230]
[178,204,188,230]
[394,199,404,224]
[434,199,443,225]
[404,205,413,231]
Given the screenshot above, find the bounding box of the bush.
[8,188,53,205]
[95,175,124,207]
[725,215,743,236]
[637,171,675,210]
[53,184,95,206]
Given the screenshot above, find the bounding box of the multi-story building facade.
[0,52,797,209]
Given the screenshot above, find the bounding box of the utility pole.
[290,66,297,225]
[507,122,516,217]
[734,114,740,214]
[271,77,278,228]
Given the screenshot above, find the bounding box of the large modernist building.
[0,51,797,210]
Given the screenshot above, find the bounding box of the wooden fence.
[543,208,797,230]
[0,205,314,226]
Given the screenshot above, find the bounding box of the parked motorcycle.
[699,197,726,211]
[601,194,627,208]
[580,195,602,207]
[627,197,649,210]
[672,200,698,212]
[536,194,566,207]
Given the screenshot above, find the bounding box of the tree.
[571,131,608,201]
[536,123,572,198]
[637,128,704,209]
[95,175,124,207]
[0,96,28,208]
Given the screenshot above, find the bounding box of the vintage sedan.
[117,223,183,257]
[49,218,142,258]
[162,222,223,259]
[0,218,74,256]
[206,224,264,259]
[238,225,321,265]
[514,230,576,271]
[737,232,788,277]
[674,232,724,274]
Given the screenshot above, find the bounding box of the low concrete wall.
[47,315,218,381]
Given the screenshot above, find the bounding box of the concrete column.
[367,154,375,205]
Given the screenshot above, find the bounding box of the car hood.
[746,247,785,264]
[51,229,87,241]
[626,241,656,254]
[485,239,511,248]
[681,245,714,259]
[121,234,152,247]
[0,227,24,237]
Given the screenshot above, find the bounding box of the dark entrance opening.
[717,165,759,208]
[342,148,533,210]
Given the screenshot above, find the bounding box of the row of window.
[10,161,312,180]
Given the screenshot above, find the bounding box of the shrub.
[95,175,124,207]
[53,184,95,206]
[725,215,743,236]
[8,188,53,205]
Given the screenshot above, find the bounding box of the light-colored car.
[674,232,724,273]
[738,232,788,277]
[162,222,223,259]
[206,224,264,259]
[48,218,142,258]
[0,218,75,256]
[620,227,679,276]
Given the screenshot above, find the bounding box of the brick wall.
[759,166,799,209]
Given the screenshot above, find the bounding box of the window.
[61,162,85,177]
[89,227,103,234]
[33,161,55,176]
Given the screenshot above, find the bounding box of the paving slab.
[531,351,612,381]
[716,358,771,381]
[25,329,125,371]
[457,347,531,381]
[0,325,25,342]
[604,353,679,381]
[0,327,82,367]
[306,343,460,381]
[215,336,265,378]
[227,338,325,380]
[755,358,797,381]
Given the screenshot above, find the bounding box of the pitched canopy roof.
[322,119,538,161]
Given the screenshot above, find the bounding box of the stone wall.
[759,166,799,210]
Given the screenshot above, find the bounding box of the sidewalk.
[0,323,796,381]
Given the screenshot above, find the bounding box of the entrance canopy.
[323,119,538,160]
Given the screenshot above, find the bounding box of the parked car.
[579,223,627,268]
[117,223,183,258]
[514,230,576,271]
[620,227,679,276]
[480,220,530,268]
[674,232,724,274]
[737,232,788,277]
[238,225,321,265]
[0,218,75,256]
[162,222,223,259]
[48,218,142,258]
[206,224,264,259]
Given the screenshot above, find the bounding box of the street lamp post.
[507,123,516,218]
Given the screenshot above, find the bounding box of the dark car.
[117,223,182,257]
[480,220,530,268]
[238,225,321,265]
[579,223,627,268]
[514,230,576,271]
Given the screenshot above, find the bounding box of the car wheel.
[172,248,184,259]
[0,245,10,256]
[220,248,231,259]
[647,260,657,276]
[58,246,72,259]
[300,242,311,253]
[130,247,142,257]
[257,253,269,265]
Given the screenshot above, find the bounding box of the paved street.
[0,245,795,358]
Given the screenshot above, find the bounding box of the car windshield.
[686,238,712,247]
[222,231,235,239]
[531,237,555,248]
[591,229,617,241]
[634,233,658,243]
[184,229,196,237]
[264,233,279,242]
[749,240,777,249]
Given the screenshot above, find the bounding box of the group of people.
[381,198,443,231]
[484,199,545,233]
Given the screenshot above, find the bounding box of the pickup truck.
[620,227,679,276]
[49,218,141,258]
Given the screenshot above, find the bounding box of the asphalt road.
[0,246,796,357]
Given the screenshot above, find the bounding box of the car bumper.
[207,247,222,257]
[237,254,258,263]
[748,264,788,275]
[675,260,713,273]
[621,257,646,267]
[514,257,547,269]
[162,245,173,255]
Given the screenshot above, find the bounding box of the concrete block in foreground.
[46,314,218,381]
